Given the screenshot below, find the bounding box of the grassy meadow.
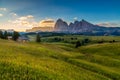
[0,35,120,80]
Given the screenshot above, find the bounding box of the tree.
[4,31,8,39]
[0,30,4,39]
[7,32,12,36]
[36,33,41,42]
[12,31,20,41]
[81,40,85,45]
[84,38,90,43]
[75,41,81,48]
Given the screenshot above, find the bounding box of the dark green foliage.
[71,37,77,40]
[12,31,20,41]
[98,41,104,44]
[36,33,41,42]
[84,38,90,43]
[75,41,81,48]
[0,30,4,39]
[4,31,8,39]
[109,40,116,43]
[7,32,12,36]
[81,40,85,45]
[54,37,62,42]
[113,40,115,42]
[0,31,12,39]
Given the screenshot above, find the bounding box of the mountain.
[69,19,96,32]
[54,19,98,33]
[26,27,54,32]
[54,19,69,32]
[26,19,120,35]
[54,19,120,35]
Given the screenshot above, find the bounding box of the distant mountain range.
[26,19,120,35]
[26,27,54,32]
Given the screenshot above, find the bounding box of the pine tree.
[0,30,4,39]
[36,33,41,42]
[4,31,8,39]
[12,31,20,41]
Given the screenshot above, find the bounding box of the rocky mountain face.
[54,19,120,34]
[26,18,120,35]
[69,19,97,32]
[54,19,69,32]
[54,19,98,33]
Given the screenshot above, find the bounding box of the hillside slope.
[0,39,120,80]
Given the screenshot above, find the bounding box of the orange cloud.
[39,19,55,27]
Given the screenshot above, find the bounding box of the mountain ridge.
[26,19,120,35]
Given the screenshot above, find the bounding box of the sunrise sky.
[0,0,120,31]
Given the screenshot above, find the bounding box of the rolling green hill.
[0,39,120,80]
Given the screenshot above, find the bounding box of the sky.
[0,0,120,31]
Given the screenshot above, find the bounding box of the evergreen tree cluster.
[0,30,20,41]
[75,38,90,48]
[36,33,41,42]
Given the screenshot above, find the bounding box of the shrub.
[75,41,81,48]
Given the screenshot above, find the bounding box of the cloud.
[10,13,17,16]
[7,15,38,31]
[0,14,3,17]
[1,14,55,31]
[73,17,78,20]
[18,15,34,21]
[39,18,55,27]
[0,8,7,11]
[27,15,34,18]
[97,22,120,27]
[9,15,36,26]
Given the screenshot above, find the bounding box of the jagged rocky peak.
[54,18,104,33]
[69,22,74,30]
[69,22,74,26]
[54,18,69,31]
[80,19,94,26]
[74,20,79,24]
[55,18,67,24]
[81,19,86,22]
[57,18,63,22]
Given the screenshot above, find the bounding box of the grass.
[0,36,120,80]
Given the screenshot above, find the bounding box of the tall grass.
[0,37,120,80]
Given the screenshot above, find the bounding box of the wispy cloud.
[6,15,38,31]
[0,14,3,17]
[0,8,7,11]
[73,17,78,20]
[10,12,17,16]
[97,22,120,27]
[18,15,34,21]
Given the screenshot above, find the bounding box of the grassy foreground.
[0,39,120,80]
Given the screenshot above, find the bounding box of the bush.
[84,38,90,43]
[75,41,81,48]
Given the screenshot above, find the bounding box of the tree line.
[0,30,20,41]
[75,38,90,48]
